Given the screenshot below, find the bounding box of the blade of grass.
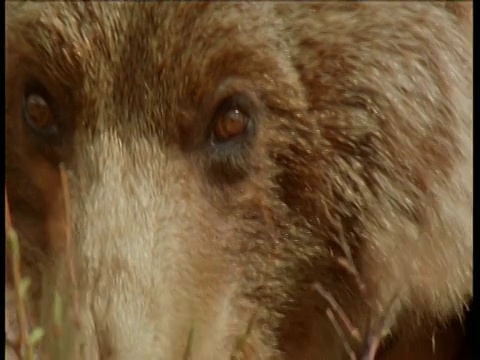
[182,326,195,360]
[6,187,34,360]
[230,312,256,360]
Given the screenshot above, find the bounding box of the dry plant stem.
[359,323,385,360]
[358,295,401,360]
[313,283,361,343]
[182,327,194,360]
[230,312,256,360]
[326,308,357,360]
[59,164,81,328]
[335,216,367,297]
[5,188,34,360]
[5,337,22,359]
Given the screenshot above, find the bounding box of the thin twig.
[359,294,401,360]
[313,283,361,343]
[335,215,367,298]
[326,308,357,360]
[59,164,81,328]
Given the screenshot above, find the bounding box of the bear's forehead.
[7,2,295,140]
[10,3,277,59]
[8,2,284,95]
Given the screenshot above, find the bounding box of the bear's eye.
[211,96,253,144]
[213,108,249,141]
[23,93,58,137]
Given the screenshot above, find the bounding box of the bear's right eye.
[212,106,250,143]
[23,92,59,138]
[209,93,256,147]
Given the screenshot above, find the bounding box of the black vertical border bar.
[2,0,7,356]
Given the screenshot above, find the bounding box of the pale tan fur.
[5,2,472,359]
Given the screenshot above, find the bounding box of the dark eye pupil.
[214,108,249,141]
[23,94,57,136]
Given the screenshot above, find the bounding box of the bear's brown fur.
[5,2,472,359]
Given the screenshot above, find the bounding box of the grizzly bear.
[5,2,472,359]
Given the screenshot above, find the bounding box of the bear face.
[5,3,472,359]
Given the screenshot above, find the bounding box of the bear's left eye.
[23,92,59,137]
